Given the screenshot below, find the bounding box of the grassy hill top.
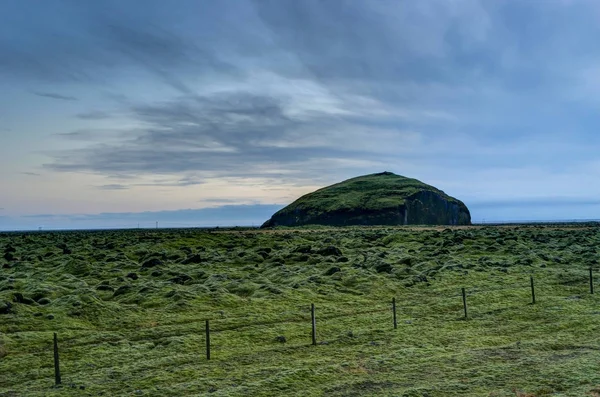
[280,172,457,213]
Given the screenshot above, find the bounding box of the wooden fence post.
[392,297,397,329]
[205,320,211,360]
[53,333,61,385]
[462,288,468,319]
[530,276,536,304]
[311,303,317,346]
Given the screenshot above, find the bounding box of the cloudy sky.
[2,0,600,230]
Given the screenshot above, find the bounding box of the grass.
[288,172,432,211]
[1,224,600,396]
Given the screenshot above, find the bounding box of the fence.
[42,267,599,386]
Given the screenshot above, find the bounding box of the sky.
[2,0,600,230]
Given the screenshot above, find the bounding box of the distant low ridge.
[262,172,471,227]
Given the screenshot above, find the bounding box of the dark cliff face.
[404,190,471,226]
[263,207,407,227]
[261,172,472,228]
[262,191,471,227]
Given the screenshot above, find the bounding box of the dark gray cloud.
[252,0,594,98]
[252,0,493,91]
[133,176,206,187]
[76,111,111,120]
[0,0,244,93]
[99,22,240,94]
[46,91,366,177]
[172,176,206,187]
[56,129,127,142]
[105,173,138,180]
[253,0,413,83]
[201,198,246,204]
[57,130,96,141]
[96,184,129,190]
[32,92,78,101]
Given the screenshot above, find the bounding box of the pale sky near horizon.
[3,0,600,230]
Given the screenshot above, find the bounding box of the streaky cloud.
[76,111,112,120]
[32,91,77,101]
[96,184,129,190]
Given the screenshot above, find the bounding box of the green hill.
[262,172,471,227]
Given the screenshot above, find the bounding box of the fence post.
[590,268,594,295]
[205,320,211,360]
[392,297,397,329]
[311,303,317,346]
[53,333,61,385]
[462,288,468,319]
[530,276,536,304]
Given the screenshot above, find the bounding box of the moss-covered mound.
[262,172,471,227]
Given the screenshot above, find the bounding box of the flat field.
[1,224,600,396]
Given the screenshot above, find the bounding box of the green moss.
[1,224,600,395]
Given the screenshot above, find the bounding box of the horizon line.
[1,218,599,233]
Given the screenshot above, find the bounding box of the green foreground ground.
[2,224,600,396]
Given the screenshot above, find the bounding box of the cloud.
[8,0,600,224]
[96,184,129,190]
[98,21,240,94]
[57,130,98,141]
[37,0,583,184]
[32,91,77,101]
[201,198,248,204]
[76,111,112,120]
[44,76,439,183]
[252,0,493,91]
[20,172,41,176]
[56,129,129,142]
[45,91,326,176]
[135,176,207,187]
[0,1,242,93]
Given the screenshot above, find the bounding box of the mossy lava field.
[2,224,600,396]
